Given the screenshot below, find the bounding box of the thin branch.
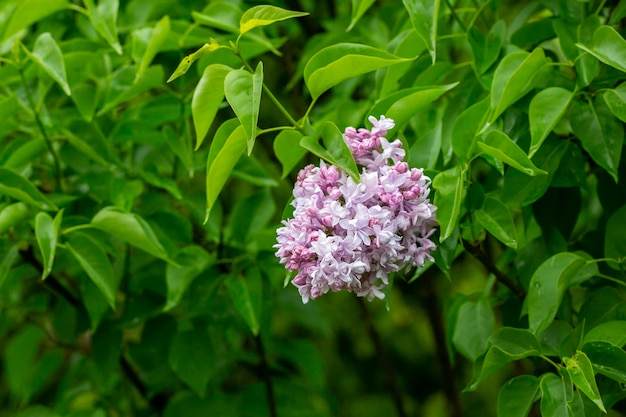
[357,298,407,417]
[462,239,526,298]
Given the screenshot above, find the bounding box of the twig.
[461,239,526,298]
[256,334,278,417]
[357,298,407,417]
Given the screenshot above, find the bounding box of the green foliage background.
[0,0,626,416]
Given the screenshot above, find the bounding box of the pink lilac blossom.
[275,115,438,303]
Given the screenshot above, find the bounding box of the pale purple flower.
[275,115,438,303]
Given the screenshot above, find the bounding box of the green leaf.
[167,40,221,83]
[35,210,63,279]
[603,82,626,123]
[452,297,494,361]
[162,126,193,176]
[402,0,440,64]
[274,130,307,178]
[98,65,164,116]
[26,32,70,96]
[497,375,540,417]
[192,64,231,150]
[224,63,263,154]
[489,48,546,123]
[0,168,57,211]
[66,233,117,309]
[135,15,170,81]
[5,326,45,402]
[584,321,626,347]
[91,207,170,263]
[205,124,246,222]
[321,121,359,181]
[0,244,19,291]
[475,197,517,249]
[478,130,546,176]
[576,25,626,73]
[239,5,308,35]
[0,202,30,233]
[583,341,626,384]
[165,246,214,311]
[433,167,465,241]
[225,268,263,336]
[529,87,573,158]
[348,0,376,31]
[368,83,458,135]
[564,351,606,412]
[540,373,569,417]
[84,0,122,54]
[468,20,506,75]
[570,97,624,183]
[527,252,587,335]
[304,43,412,99]
[605,205,626,270]
[169,328,216,396]
[451,96,490,160]
[225,189,276,247]
[1,0,69,42]
[63,129,110,168]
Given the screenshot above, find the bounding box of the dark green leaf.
[224,63,263,154]
[475,197,517,248]
[604,204,626,269]
[478,130,546,176]
[527,252,586,335]
[66,233,117,309]
[165,246,214,311]
[0,243,19,290]
[304,43,412,99]
[583,341,626,384]
[402,0,440,63]
[0,167,57,211]
[239,5,308,35]
[603,82,626,123]
[452,297,494,361]
[169,328,216,396]
[35,210,62,279]
[192,64,231,150]
[584,321,626,347]
[497,375,540,417]
[468,20,506,75]
[540,373,569,417]
[225,268,263,335]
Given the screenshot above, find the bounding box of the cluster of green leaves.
[0,0,626,416]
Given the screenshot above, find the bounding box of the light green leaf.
[2,0,69,42]
[583,341,626,385]
[0,202,30,233]
[192,64,231,150]
[564,351,606,412]
[603,82,626,123]
[368,83,458,135]
[478,130,546,176]
[529,87,573,158]
[91,207,170,263]
[27,32,71,96]
[475,197,517,249]
[576,25,626,73]
[0,244,19,290]
[66,233,117,309]
[304,43,412,99]
[239,5,308,35]
[540,373,569,417]
[452,297,494,361]
[84,0,122,54]
[584,321,626,347]
[490,48,546,123]
[225,268,263,336]
[571,97,624,183]
[224,63,263,154]
[169,328,216,396]
[165,246,214,311]
[35,210,63,279]
[527,252,587,335]
[402,0,440,63]
[205,124,247,222]
[167,40,222,83]
[433,167,465,241]
[497,375,540,417]
[0,168,57,211]
[273,130,307,178]
[135,15,170,81]
[348,0,376,31]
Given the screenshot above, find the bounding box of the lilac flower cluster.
[275,116,438,303]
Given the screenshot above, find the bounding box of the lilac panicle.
[275,116,438,303]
